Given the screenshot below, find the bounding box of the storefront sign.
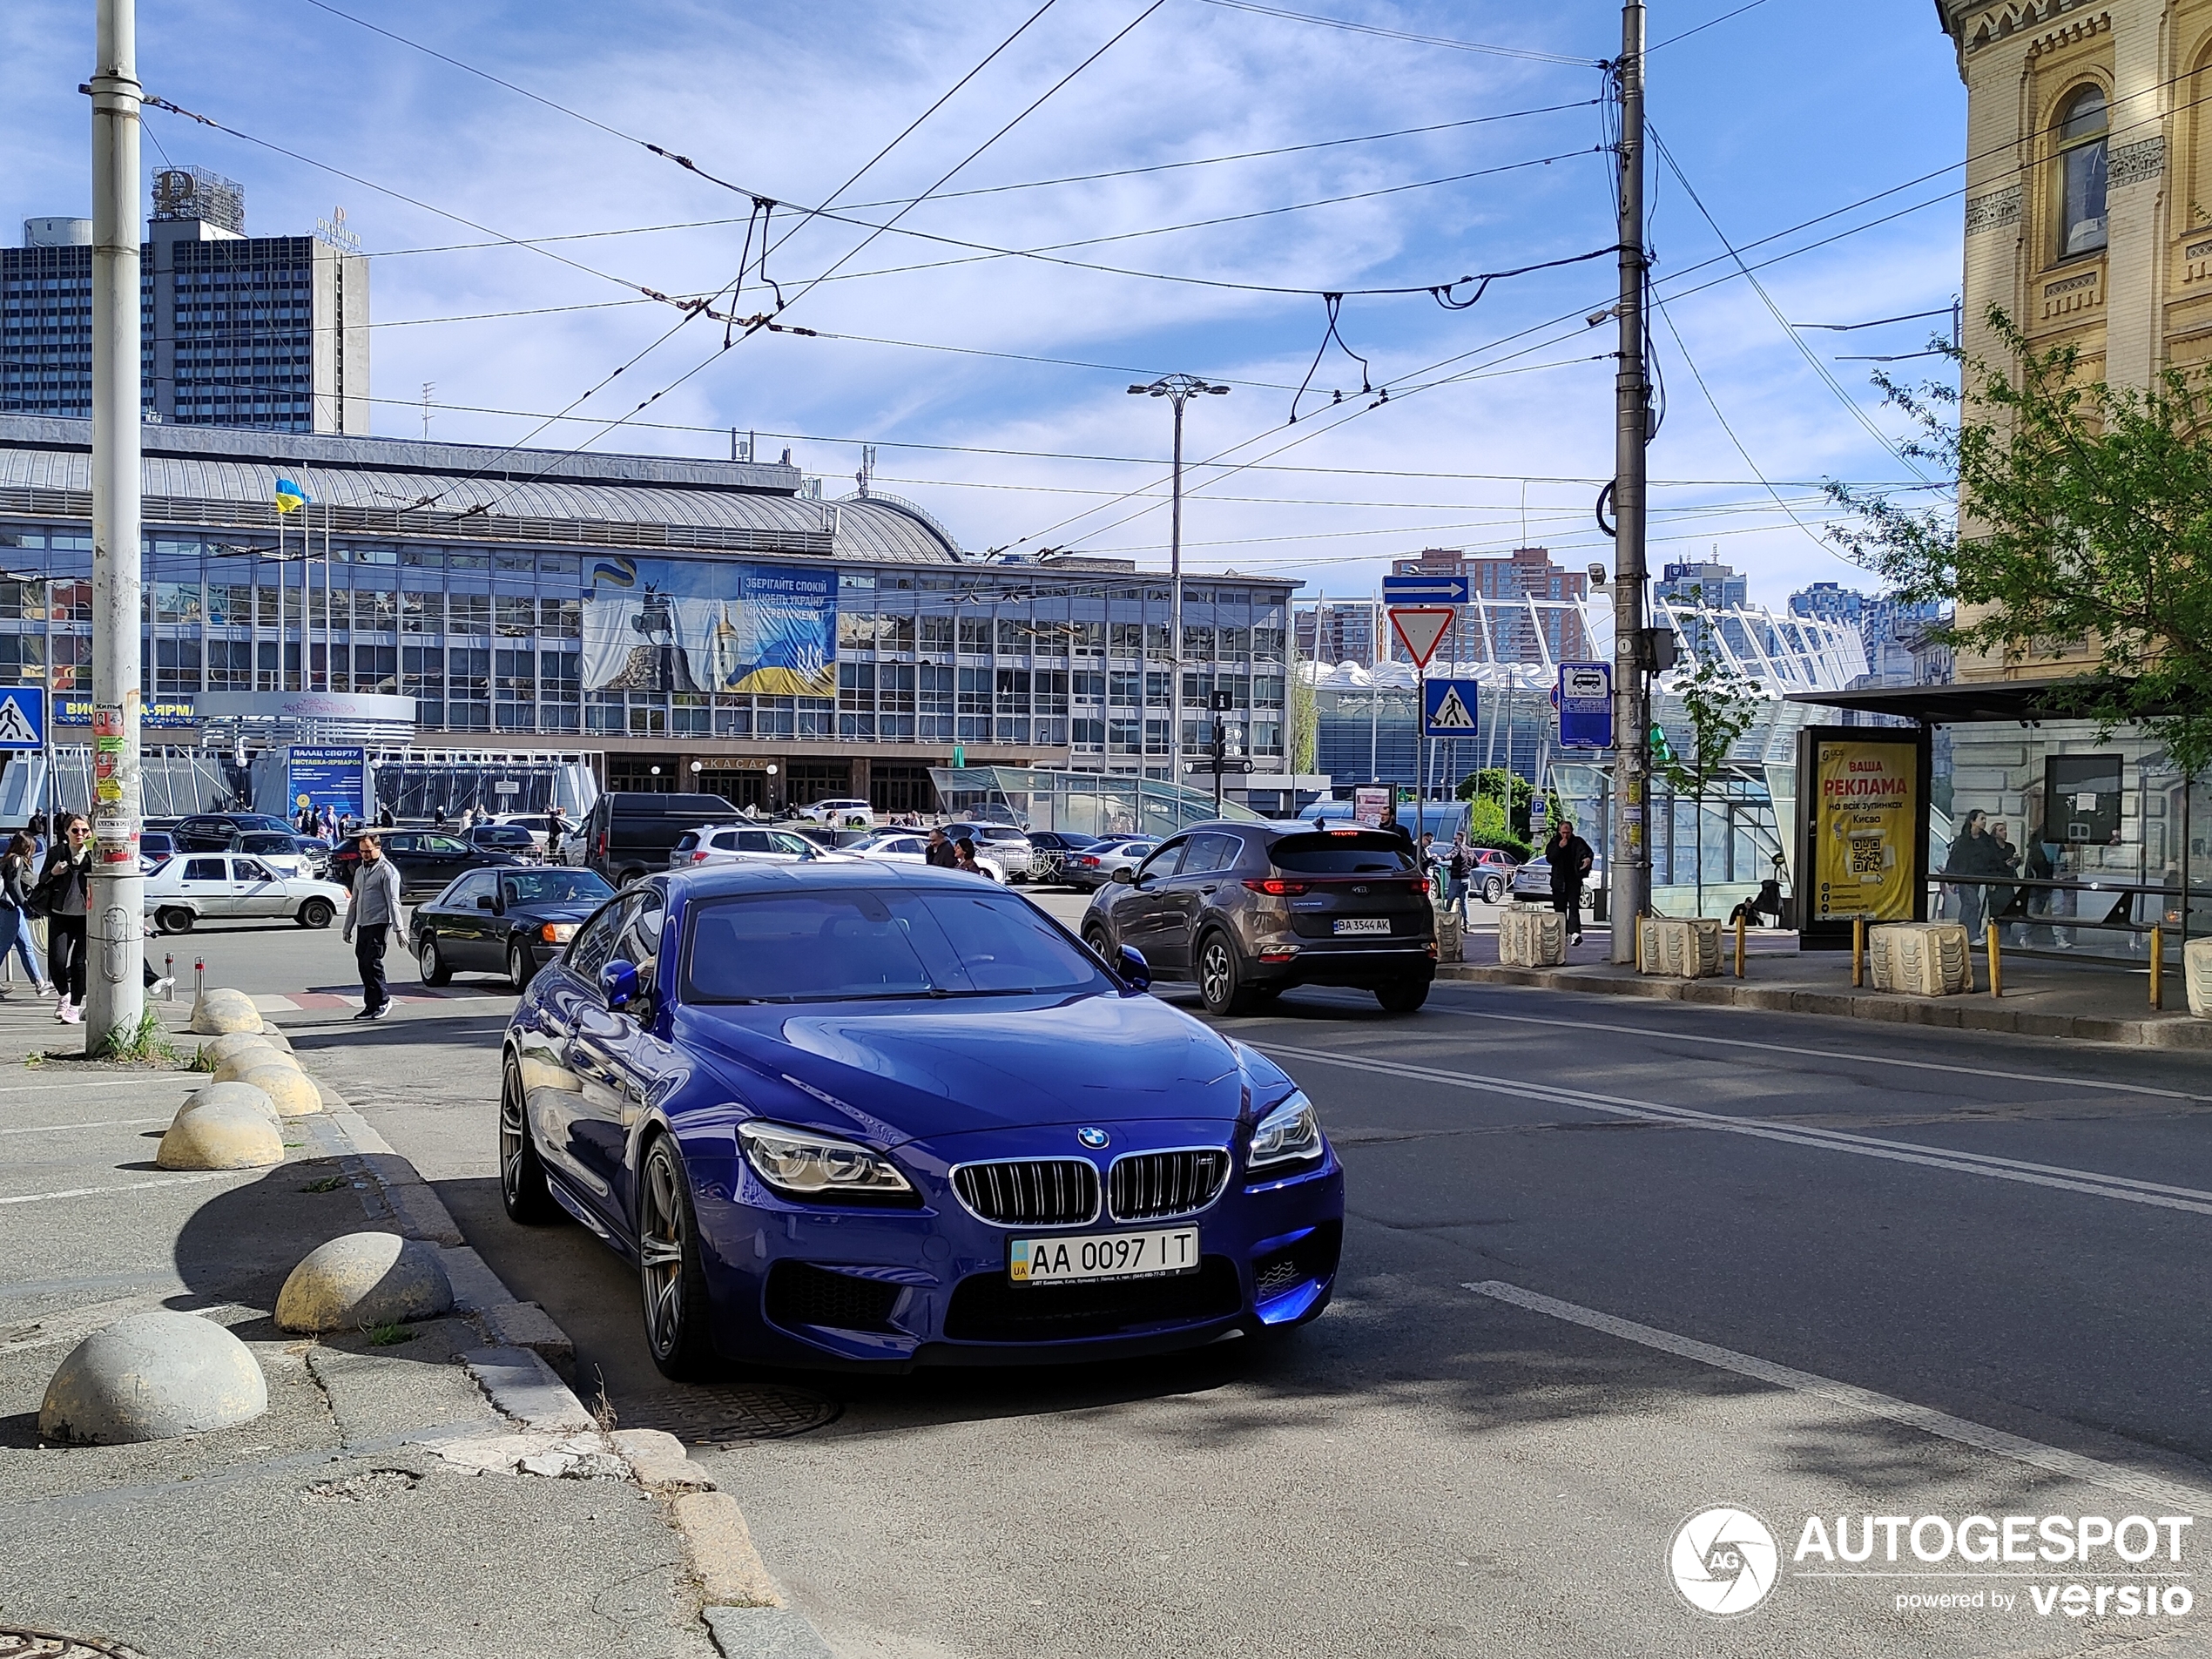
[57,697,195,728]
[1811,738,1919,922]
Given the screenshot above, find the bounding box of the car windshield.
[501,870,615,905]
[1268,832,1417,874]
[683,888,1109,1004]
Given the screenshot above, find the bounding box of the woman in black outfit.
[39,813,92,1024]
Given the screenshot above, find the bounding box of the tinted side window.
[736,832,772,853]
[1138,838,1188,880]
[184,858,226,882]
[566,897,631,979]
[1179,833,1239,874]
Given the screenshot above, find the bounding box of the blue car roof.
[658,860,1005,898]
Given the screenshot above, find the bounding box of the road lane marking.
[0,1077,189,1096]
[0,1117,170,1136]
[1410,993,2206,1103]
[1465,1280,2212,1514]
[1261,1042,2212,1217]
[0,1172,239,1206]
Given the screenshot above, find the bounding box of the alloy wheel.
[638,1144,689,1361]
[1201,940,1233,1006]
[499,1069,526,1206]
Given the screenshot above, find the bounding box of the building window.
[2056,85,2108,260]
[919,616,954,656]
[957,618,993,656]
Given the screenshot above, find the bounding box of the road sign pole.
[1608,0,1651,962]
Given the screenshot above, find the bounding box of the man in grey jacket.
[341,833,402,1021]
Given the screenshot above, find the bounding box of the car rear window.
[1267,833,1417,874]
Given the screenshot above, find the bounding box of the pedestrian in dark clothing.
[342,832,402,1021]
[1546,819,1595,946]
[37,813,92,1023]
[952,837,982,875]
[925,828,959,868]
[1988,819,2022,937]
[1946,810,2003,938]
[377,804,395,829]
[1378,801,1416,852]
[0,832,47,993]
[545,808,565,864]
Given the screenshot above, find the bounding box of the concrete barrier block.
[201,1031,278,1069]
[2186,936,2212,1018]
[212,1046,300,1085]
[1639,916,1723,978]
[1869,921,1973,995]
[1497,904,1566,968]
[189,988,262,1035]
[157,1092,284,1170]
[39,1311,269,1444]
[276,1231,455,1332]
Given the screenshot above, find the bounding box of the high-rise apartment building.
[1385,545,1589,664]
[1654,559,1749,610]
[1295,601,1380,667]
[1,167,368,433]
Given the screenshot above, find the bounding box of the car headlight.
[539,921,576,943]
[1247,1091,1324,1171]
[738,1122,914,1197]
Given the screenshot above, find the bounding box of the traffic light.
[1648,723,1674,765]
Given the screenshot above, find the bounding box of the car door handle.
[1197,884,1218,894]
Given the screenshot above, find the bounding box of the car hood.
[502,900,603,925]
[671,991,1254,1145]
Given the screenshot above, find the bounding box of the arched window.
[2055,85,2108,259]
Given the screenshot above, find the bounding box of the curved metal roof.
[0,445,963,565]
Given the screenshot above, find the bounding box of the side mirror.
[1116,945,1151,991]
[1111,867,1136,885]
[599,960,637,1010]
[475,894,496,911]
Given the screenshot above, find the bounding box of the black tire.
[1197,931,1258,1016]
[296,897,334,930]
[1482,876,1505,905]
[499,1055,561,1224]
[616,867,644,888]
[508,939,536,993]
[1082,924,1114,967]
[637,1135,718,1381]
[418,933,452,986]
[155,906,194,935]
[1375,978,1430,1015]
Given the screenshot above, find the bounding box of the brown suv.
[1081,822,1436,1015]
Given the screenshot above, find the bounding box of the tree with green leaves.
[1656,610,1765,914]
[1830,309,2212,778]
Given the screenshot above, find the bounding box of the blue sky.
[1,0,1966,612]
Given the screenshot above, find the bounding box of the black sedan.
[332,830,523,897]
[411,867,615,990]
[173,812,297,852]
[469,822,541,860]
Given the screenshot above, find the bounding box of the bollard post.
[163,952,173,1001]
[1634,912,1645,974]
[194,957,205,1001]
[1852,914,1865,988]
[1986,921,2002,998]
[2151,924,2164,1011]
[1734,910,1747,979]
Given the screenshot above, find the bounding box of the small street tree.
[1830,309,2212,778]
[1656,610,1764,914]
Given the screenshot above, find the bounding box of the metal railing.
[1928,873,2210,959]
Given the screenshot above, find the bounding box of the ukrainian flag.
[274,477,309,514]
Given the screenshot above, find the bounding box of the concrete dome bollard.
[275,1232,455,1333]
[212,1046,300,1085]
[158,1093,284,1170]
[202,1030,279,1068]
[190,988,263,1035]
[239,1062,320,1117]
[39,1312,269,1445]
[179,1080,281,1124]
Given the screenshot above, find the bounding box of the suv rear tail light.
[1244,878,1309,896]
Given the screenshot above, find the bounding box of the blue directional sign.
[1556,662,1614,749]
[0,686,46,750]
[1422,678,1481,738]
[1382,574,1470,604]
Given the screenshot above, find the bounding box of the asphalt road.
[214,900,2212,1658]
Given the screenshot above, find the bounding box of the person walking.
[924,827,958,868]
[37,814,92,1023]
[0,832,49,995]
[1378,800,1416,852]
[342,832,402,1022]
[1446,834,1473,924]
[1545,818,1595,948]
[545,807,566,865]
[1946,810,2001,939]
[951,837,983,876]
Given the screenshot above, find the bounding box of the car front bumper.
[682,1118,1345,1371]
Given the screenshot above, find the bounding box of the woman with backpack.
[37,813,93,1023]
[0,832,49,995]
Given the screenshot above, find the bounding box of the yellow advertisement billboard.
[1813,740,1917,921]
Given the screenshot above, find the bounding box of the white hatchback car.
[144,852,351,934]
[673,825,860,868]
[799,798,875,828]
[845,831,1011,883]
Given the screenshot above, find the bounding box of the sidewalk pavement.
[0,988,820,1659]
[1440,928,2212,1049]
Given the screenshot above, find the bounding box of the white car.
[845,831,1010,883]
[673,825,860,868]
[941,821,1037,880]
[144,852,351,934]
[799,798,875,828]
[488,812,570,858]
[1089,839,1160,886]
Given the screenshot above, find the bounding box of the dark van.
[585,792,741,886]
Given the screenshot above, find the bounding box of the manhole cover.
[623,1385,840,1444]
[0,1630,151,1659]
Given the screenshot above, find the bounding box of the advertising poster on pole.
[1797,726,1930,946]
[1352,786,1390,826]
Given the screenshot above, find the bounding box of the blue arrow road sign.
[0,686,46,750]
[1556,662,1613,748]
[1422,678,1481,738]
[1382,574,1469,604]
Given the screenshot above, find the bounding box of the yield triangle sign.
[1388,606,1454,669]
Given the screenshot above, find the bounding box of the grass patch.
[22,1052,42,1069]
[185,1043,218,1073]
[363,1322,415,1347]
[95,1009,185,1067]
[300,1175,347,1194]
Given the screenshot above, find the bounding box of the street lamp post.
[1129,374,1228,792]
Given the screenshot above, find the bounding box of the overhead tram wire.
[1648,0,1773,52]
[1190,0,1602,64]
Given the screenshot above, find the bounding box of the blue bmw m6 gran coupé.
[499,860,1345,1377]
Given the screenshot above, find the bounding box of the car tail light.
[1073,855,1099,867]
[596,830,607,860]
[1258,948,1299,962]
[1244,878,1309,896]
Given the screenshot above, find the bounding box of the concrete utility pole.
[1130,374,1229,790]
[87,0,146,1046]
[1608,0,1652,964]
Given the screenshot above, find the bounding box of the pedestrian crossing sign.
[1422,678,1480,737]
[0,687,44,749]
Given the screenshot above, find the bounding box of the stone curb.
[285,1028,806,1653]
[1436,962,2212,1049]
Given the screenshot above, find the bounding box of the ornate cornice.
[1938,0,2102,56]
[1965,185,2023,233]
[2110,135,2167,188]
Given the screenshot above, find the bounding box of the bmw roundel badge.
[1076,1127,1110,1150]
